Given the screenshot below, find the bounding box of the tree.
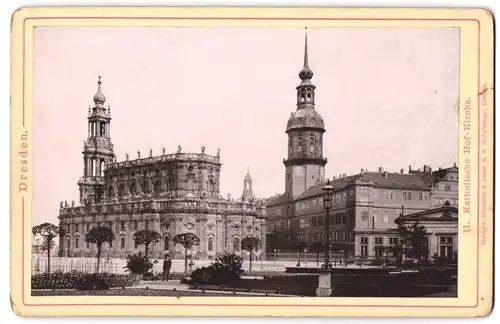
[309,242,323,267]
[32,223,60,273]
[173,233,200,273]
[133,229,161,258]
[399,222,428,262]
[294,240,309,267]
[84,226,115,272]
[241,236,261,272]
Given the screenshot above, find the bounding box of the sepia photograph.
[29,25,461,298]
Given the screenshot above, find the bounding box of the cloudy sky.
[33,26,459,225]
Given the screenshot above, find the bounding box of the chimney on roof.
[400,168,404,174]
[423,165,432,174]
[439,167,442,171]
[343,173,347,178]
[378,167,384,172]
[332,176,337,180]
[408,165,412,172]
[454,162,457,167]
[361,168,365,175]
[383,171,388,178]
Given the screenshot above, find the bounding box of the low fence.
[265,252,349,263]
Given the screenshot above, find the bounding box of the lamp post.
[321,179,334,269]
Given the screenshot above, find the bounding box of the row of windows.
[295,231,354,243]
[360,212,390,223]
[295,190,429,213]
[65,221,153,234]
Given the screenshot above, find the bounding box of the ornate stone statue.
[60,201,63,208]
[216,149,220,157]
[162,148,166,155]
[71,200,75,207]
[227,193,232,201]
[64,200,68,207]
[177,145,182,153]
[149,149,153,157]
[137,150,141,159]
[125,153,129,161]
[201,145,205,154]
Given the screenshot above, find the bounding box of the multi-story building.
[265,31,459,264]
[57,77,266,260]
[409,164,459,208]
[289,169,432,262]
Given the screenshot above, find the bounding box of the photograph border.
[10,6,494,317]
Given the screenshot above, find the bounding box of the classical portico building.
[58,77,267,260]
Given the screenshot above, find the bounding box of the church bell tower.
[78,77,115,204]
[283,29,327,199]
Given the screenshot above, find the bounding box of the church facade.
[58,77,267,260]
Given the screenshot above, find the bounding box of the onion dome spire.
[93,76,106,104]
[299,28,314,81]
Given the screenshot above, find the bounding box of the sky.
[33,26,459,225]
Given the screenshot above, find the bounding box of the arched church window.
[208,237,213,252]
[306,92,311,101]
[129,181,136,195]
[233,237,240,252]
[186,180,195,192]
[118,183,125,196]
[142,179,149,193]
[208,180,215,192]
[167,178,174,191]
[164,236,169,250]
[153,179,161,193]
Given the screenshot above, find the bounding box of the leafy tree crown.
[133,229,161,245]
[173,233,200,249]
[241,236,261,252]
[84,226,115,246]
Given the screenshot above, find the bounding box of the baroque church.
[58,77,267,260]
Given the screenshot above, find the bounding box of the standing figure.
[163,254,172,281]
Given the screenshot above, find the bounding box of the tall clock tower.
[283,30,327,199]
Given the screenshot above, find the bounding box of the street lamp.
[322,179,334,269]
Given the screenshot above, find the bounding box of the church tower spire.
[242,167,254,200]
[296,28,316,109]
[284,29,327,199]
[78,76,115,205]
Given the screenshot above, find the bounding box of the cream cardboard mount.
[9,6,494,317]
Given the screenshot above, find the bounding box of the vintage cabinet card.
[10,6,494,317]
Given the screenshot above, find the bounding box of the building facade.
[409,164,459,208]
[265,32,459,264]
[58,78,266,260]
[395,205,458,261]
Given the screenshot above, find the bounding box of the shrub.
[31,271,140,290]
[190,266,216,284]
[74,273,110,291]
[124,252,153,275]
[189,252,244,285]
[213,252,244,280]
